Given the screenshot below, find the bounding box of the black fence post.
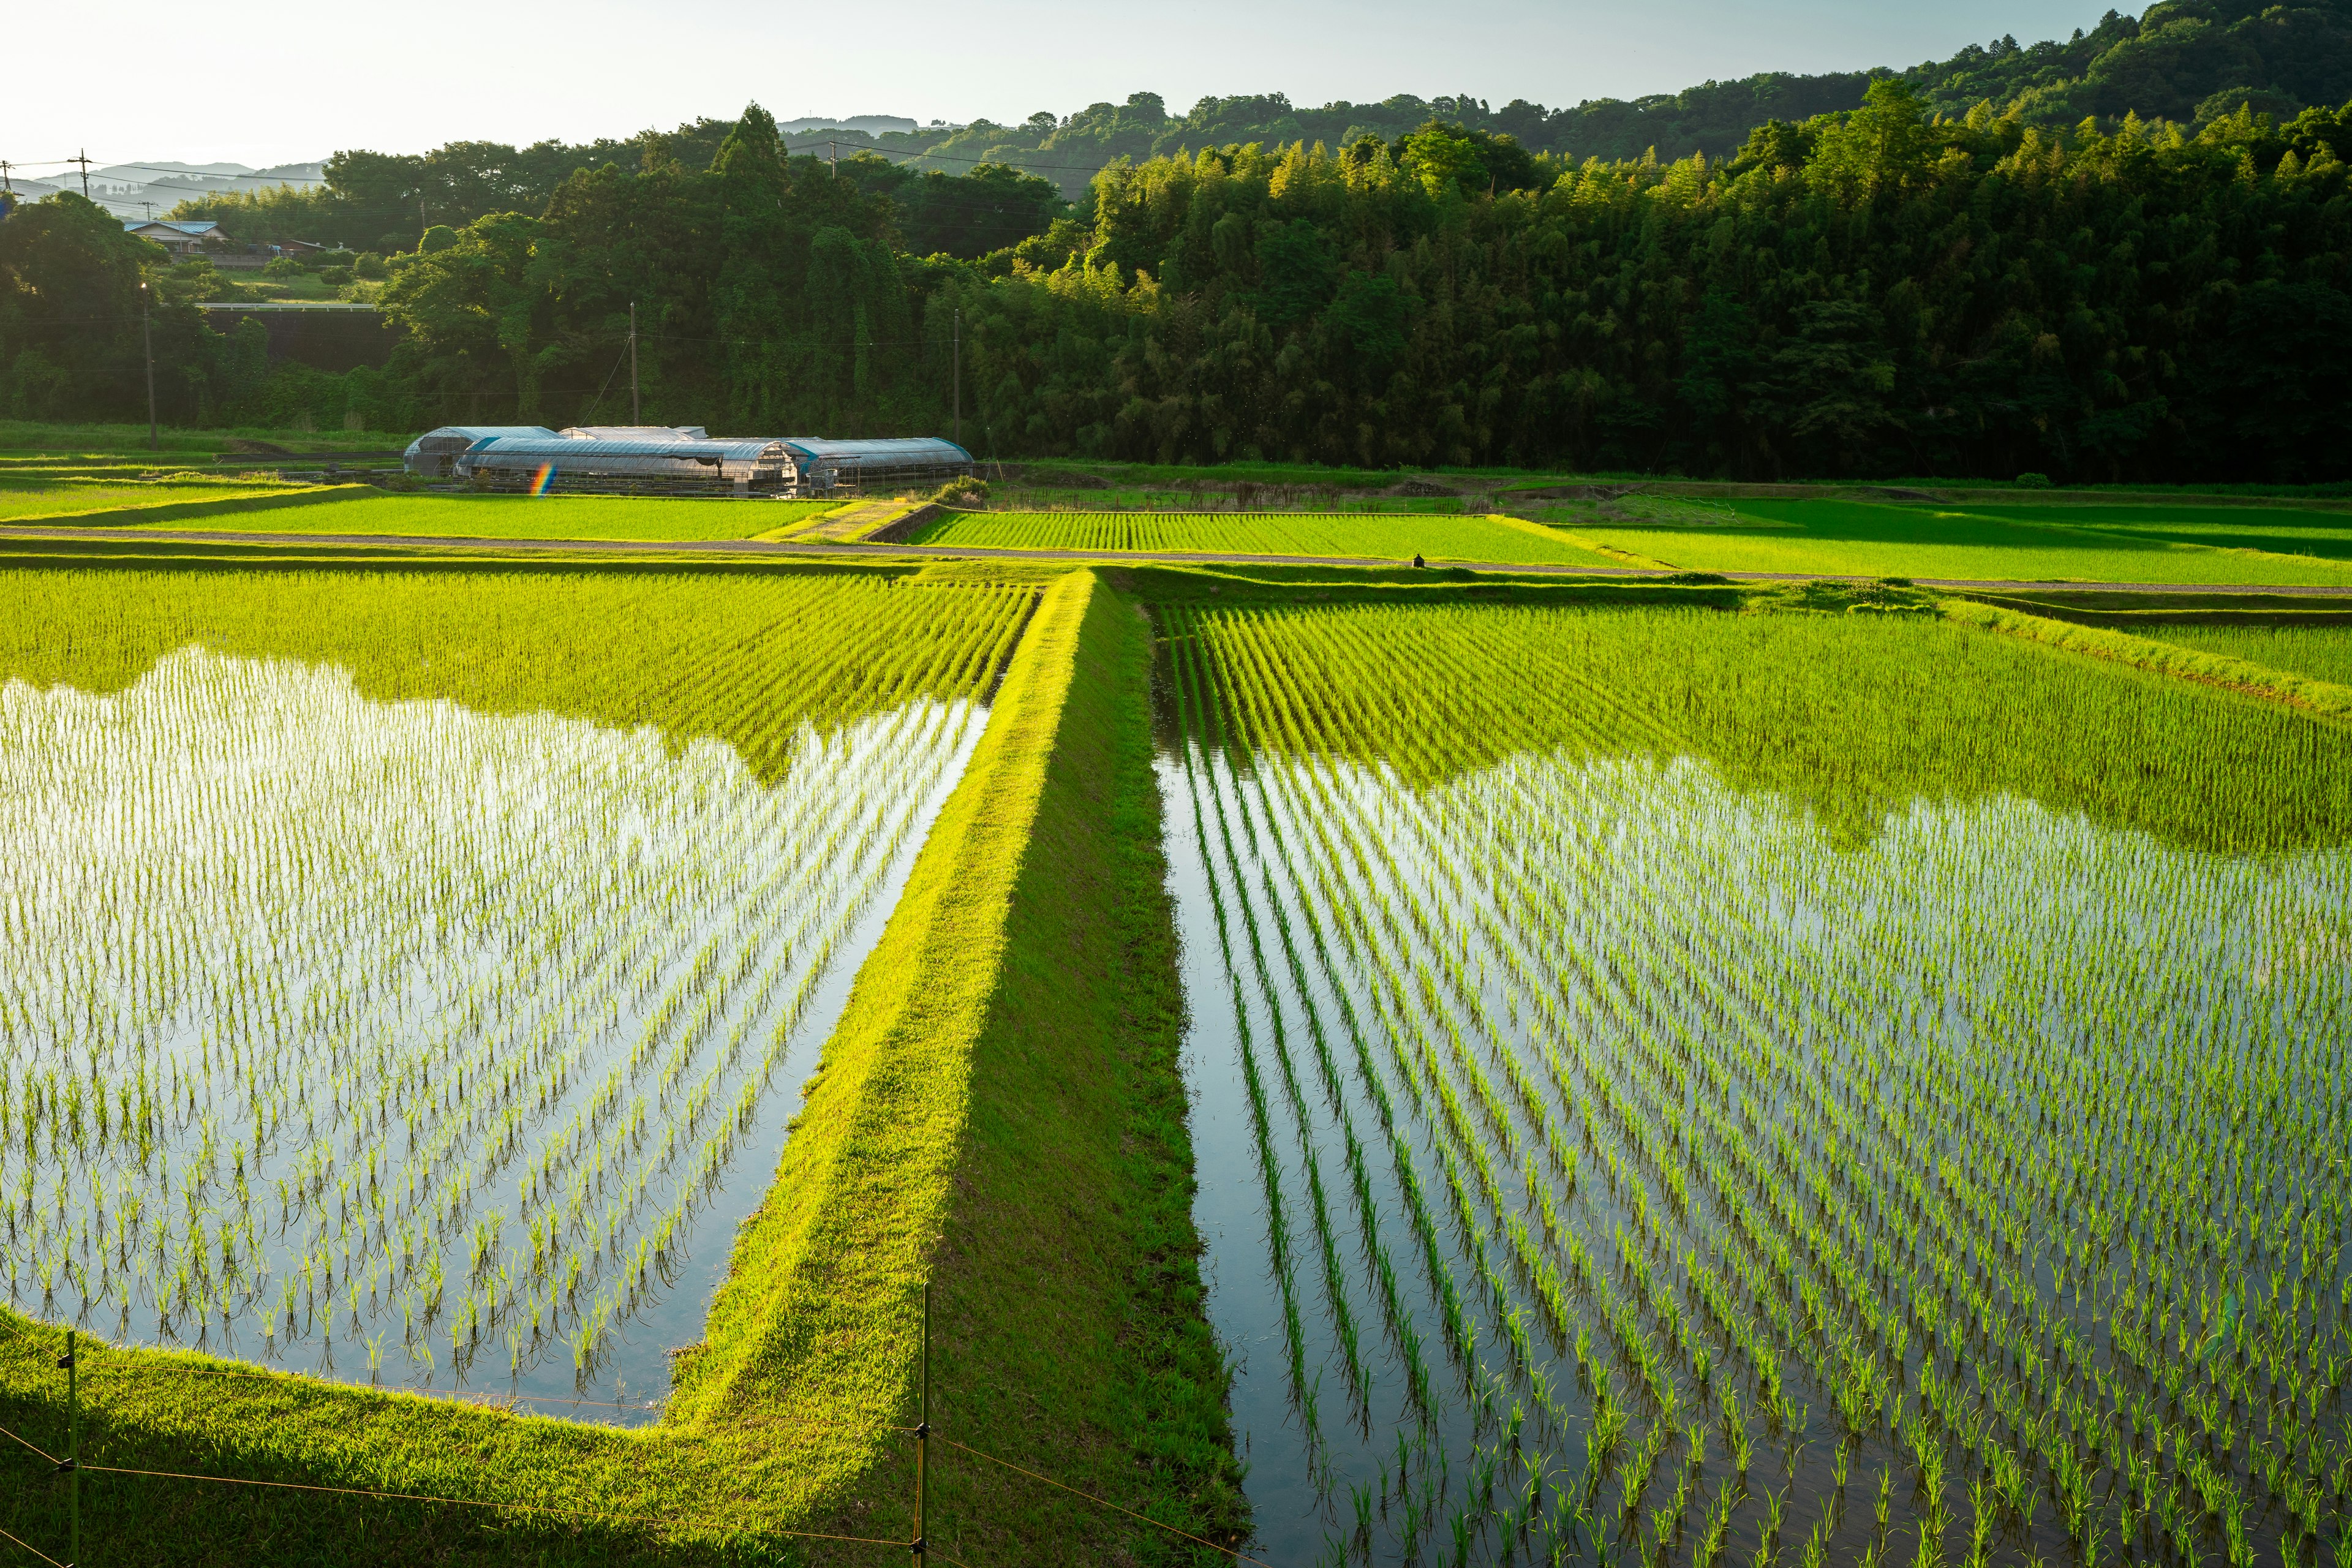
[913,1282,929,1567]
[58,1329,78,1567]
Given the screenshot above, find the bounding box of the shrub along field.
[1159,599,2352,1564]
[1546,500,2352,586]
[910,510,1623,567]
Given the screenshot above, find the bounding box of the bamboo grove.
[1159,602,2352,1566]
[0,570,1029,1409]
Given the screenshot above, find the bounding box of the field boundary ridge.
[1940,596,2352,723]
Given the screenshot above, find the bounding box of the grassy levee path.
[0,565,1242,1564]
[673,564,1245,1562]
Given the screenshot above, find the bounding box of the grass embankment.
[678,567,1242,1562]
[1940,597,2352,724]
[0,564,1238,1564]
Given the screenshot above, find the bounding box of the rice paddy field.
[97,492,844,541]
[1954,505,2352,564]
[0,480,304,522]
[1552,500,2352,587]
[1156,602,2352,1567]
[908,510,1623,567]
[2152,625,2352,687]
[0,565,1028,1419]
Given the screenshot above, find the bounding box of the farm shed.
[450,432,802,494]
[775,436,974,496]
[402,426,558,479]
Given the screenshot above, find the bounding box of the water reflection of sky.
[1162,730,2350,1566]
[0,648,990,1424]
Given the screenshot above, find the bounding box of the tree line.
[6,86,2351,482]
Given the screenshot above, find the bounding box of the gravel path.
[7,523,2352,597]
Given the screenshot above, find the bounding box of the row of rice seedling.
[0,570,1031,1411]
[1157,600,2351,1566]
[909,510,1615,566]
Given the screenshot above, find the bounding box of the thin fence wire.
[0,1518,66,1568]
[936,1435,1268,1566]
[0,1400,1257,1563]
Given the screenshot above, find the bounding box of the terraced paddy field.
[1556,500,2352,586]
[909,509,1623,567]
[93,491,843,541]
[1157,601,2352,1566]
[0,566,1025,1417]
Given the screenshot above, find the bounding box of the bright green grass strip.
[1576,498,2352,586]
[2147,624,2352,687]
[0,481,305,521]
[909,509,1621,565]
[116,492,841,541]
[1948,502,2352,561]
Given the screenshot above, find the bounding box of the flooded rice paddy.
[1158,603,2352,1567]
[0,646,989,1421]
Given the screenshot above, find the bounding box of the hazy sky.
[2,0,2129,171]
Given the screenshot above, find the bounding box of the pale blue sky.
[4,0,2128,170]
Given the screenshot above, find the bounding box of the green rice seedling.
[0,566,1028,1406]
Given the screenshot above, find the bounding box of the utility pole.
[829,139,838,179]
[951,308,961,448]
[628,301,641,424]
[141,280,157,450]
[1,159,15,194]
[75,149,92,200]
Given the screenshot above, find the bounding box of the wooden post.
[59,1330,78,1567]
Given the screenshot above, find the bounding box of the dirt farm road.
[7,522,2352,598]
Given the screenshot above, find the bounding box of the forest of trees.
[6,2,2352,482]
[154,0,2352,236]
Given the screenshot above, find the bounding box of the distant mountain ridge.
[147,0,2352,235]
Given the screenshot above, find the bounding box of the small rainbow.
[529,462,556,497]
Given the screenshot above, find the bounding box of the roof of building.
[404,426,559,459]
[778,436,973,465]
[559,425,710,441]
[467,434,792,462]
[124,219,219,236]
